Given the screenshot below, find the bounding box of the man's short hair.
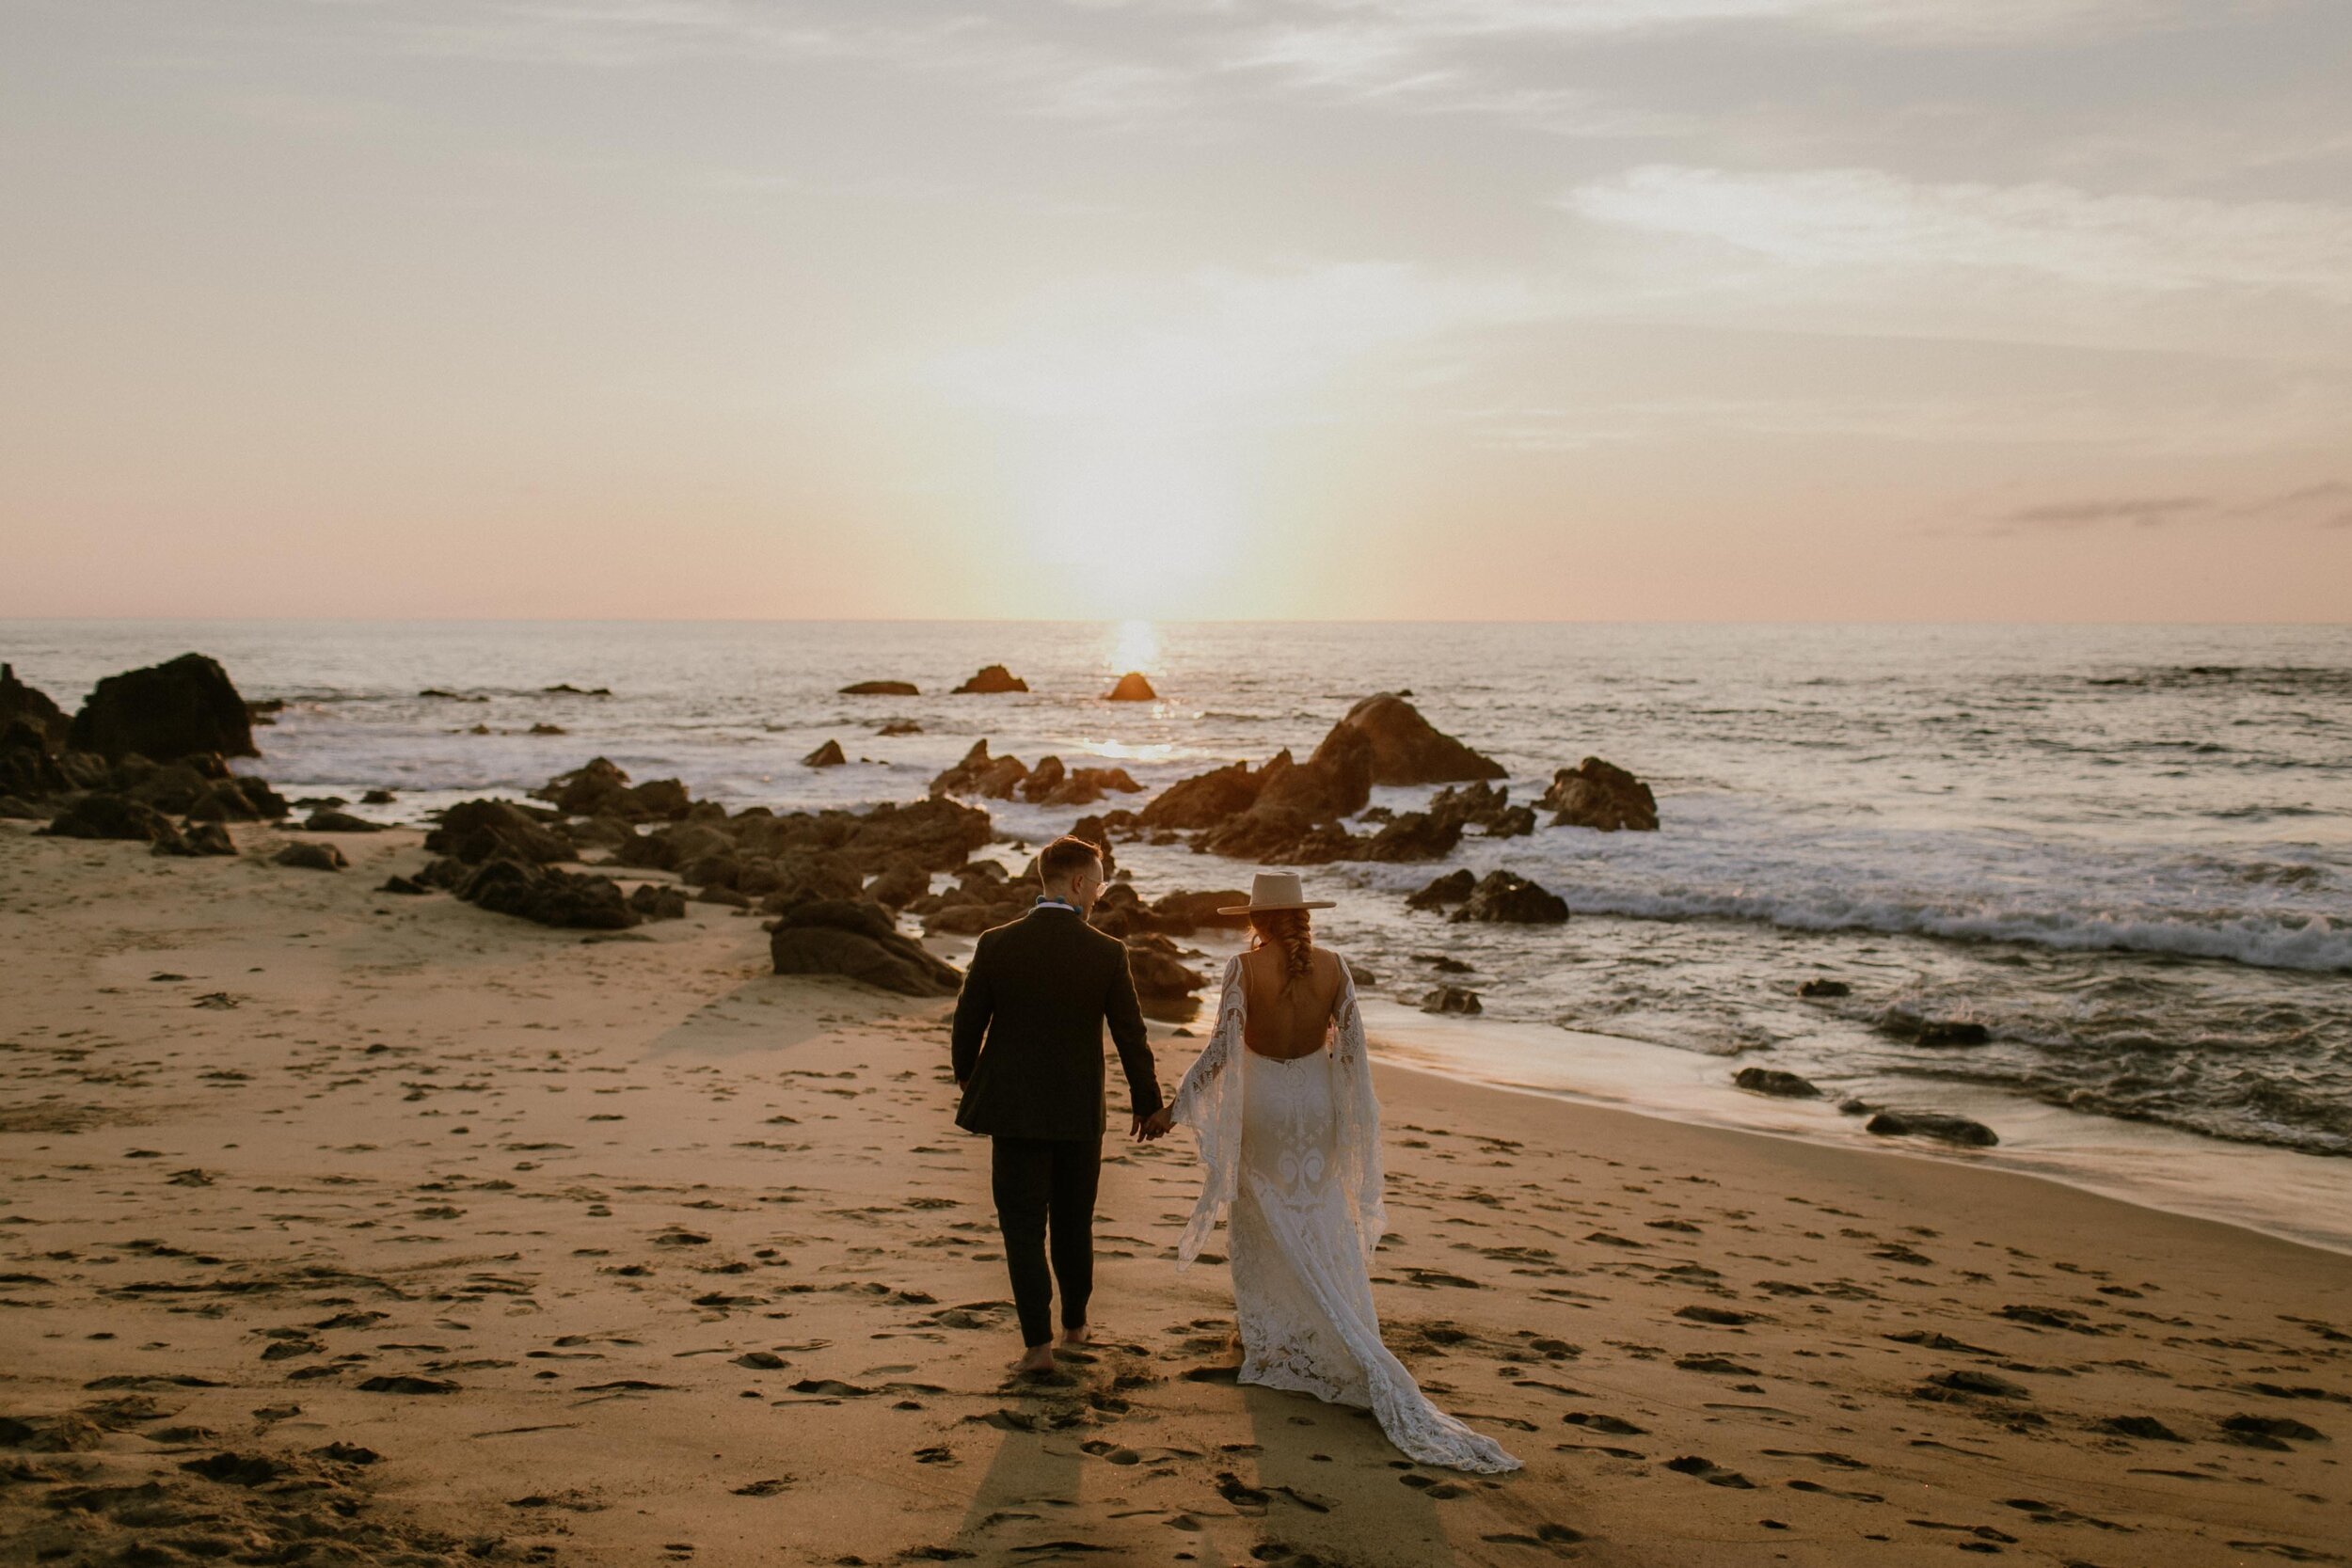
[1037,835,1104,885]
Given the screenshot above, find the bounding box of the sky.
[3,0,2348,623]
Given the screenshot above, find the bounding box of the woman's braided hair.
[1248,907,1314,985]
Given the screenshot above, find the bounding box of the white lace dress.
[1169,954,1520,1473]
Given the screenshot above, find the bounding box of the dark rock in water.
[69,653,258,764]
[541,683,612,696]
[379,875,430,895]
[419,688,483,702]
[879,720,923,736]
[1734,1068,1823,1099]
[930,739,1029,800]
[1261,729,1374,820]
[1406,868,1477,911]
[1021,758,1143,809]
[425,799,570,865]
[1199,805,1360,865]
[182,821,237,857]
[1485,804,1536,837]
[1427,780,1514,832]
[1866,1110,1998,1147]
[628,882,687,920]
[1415,951,1473,973]
[532,756,691,822]
[455,858,633,927]
[247,697,284,726]
[1451,869,1568,924]
[1320,693,1503,786]
[1138,759,1265,830]
[274,842,347,872]
[0,664,68,745]
[1421,985,1482,1016]
[1800,978,1851,998]
[803,739,848,768]
[1541,757,1658,832]
[1126,938,1207,1022]
[1880,1014,1989,1047]
[528,722,567,736]
[1356,810,1463,863]
[769,900,961,995]
[840,680,919,696]
[952,664,1028,695]
[361,788,396,804]
[40,793,183,847]
[1836,1097,1877,1117]
[1104,671,1156,702]
[304,809,381,833]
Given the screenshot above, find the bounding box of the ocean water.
[7,619,2348,1184]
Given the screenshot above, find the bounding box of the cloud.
[1985,482,2352,534]
[2005,495,2209,527]
[1562,166,2352,307]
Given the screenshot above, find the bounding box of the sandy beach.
[4,820,2346,1567]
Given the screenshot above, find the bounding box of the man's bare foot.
[1057,1323,1091,1349]
[1009,1344,1056,1376]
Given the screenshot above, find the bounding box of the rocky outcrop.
[182,820,237,856]
[1421,985,1482,1015]
[1540,757,1658,832]
[864,857,931,909]
[1263,732,1375,821]
[914,863,1028,936]
[952,665,1028,695]
[1356,811,1463,863]
[1320,693,1502,786]
[1799,978,1851,999]
[1734,1068,1823,1099]
[273,841,347,872]
[447,858,632,927]
[424,800,572,865]
[532,758,693,822]
[1865,1110,1998,1148]
[1881,1016,1991,1047]
[1405,868,1476,911]
[1199,807,1360,865]
[839,680,919,696]
[1104,672,1156,702]
[69,654,258,764]
[184,775,288,822]
[1,721,71,801]
[1125,936,1207,1022]
[628,882,688,920]
[803,739,848,768]
[1137,760,1265,830]
[1450,869,1568,924]
[1020,757,1144,809]
[770,900,961,995]
[1428,781,1534,838]
[879,720,923,736]
[303,809,381,833]
[930,740,1029,800]
[0,664,67,745]
[40,793,183,847]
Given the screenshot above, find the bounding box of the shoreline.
[5,822,2349,1565]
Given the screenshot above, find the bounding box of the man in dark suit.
[953,835,1166,1374]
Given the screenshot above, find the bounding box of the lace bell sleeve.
[1172,955,1246,1270]
[1330,956,1389,1268]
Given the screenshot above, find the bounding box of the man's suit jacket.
[952,905,1163,1141]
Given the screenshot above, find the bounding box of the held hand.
[1136,1108,1175,1142]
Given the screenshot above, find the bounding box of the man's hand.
[1132,1108,1174,1142]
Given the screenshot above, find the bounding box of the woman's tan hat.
[1218,870,1337,915]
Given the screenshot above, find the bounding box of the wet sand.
[3,820,2347,1566]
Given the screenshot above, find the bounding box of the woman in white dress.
[1140,872,1520,1473]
